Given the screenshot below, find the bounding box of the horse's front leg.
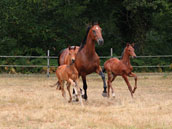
[129,72,137,93]
[122,74,133,98]
[75,79,84,106]
[96,66,107,97]
[82,75,88,100]
[66,80,72,103]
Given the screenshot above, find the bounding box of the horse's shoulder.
[58,64,67,69]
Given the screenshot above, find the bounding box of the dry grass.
[0,73,172,129]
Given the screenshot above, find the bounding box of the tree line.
[0,0,171,73]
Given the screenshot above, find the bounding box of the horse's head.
[68,46,77,63]
[125,43,136,58]
[90,24,104,45]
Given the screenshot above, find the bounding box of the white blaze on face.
[96,26,99,30]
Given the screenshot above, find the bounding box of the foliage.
[0,0,171,73]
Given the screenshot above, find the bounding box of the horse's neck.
[69,62,77,71]
[84,34,96,55]
[66,58,70,65]
[121,52,131,66]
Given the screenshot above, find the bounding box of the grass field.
[0,73,172,129]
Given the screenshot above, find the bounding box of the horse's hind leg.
[107,71,116,98]
[66,81,72,103]
[60,81,66,99]
[122,74,133,98]
[96,66,107,97]
[74,79,83,106]
[111,73,116,97]
[129,72,137,93]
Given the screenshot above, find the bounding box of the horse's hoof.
[82,94,87,100]
[112,93,116,98]
[76,97,79,102]
[102,91,108,97]
[132,90,136,94]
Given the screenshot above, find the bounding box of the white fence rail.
[0,50,172,77]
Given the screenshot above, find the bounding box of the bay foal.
[54,48,83,105]
[58,46,79,66]
[104,43,137,98]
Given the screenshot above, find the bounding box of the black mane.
[79,26,91,51]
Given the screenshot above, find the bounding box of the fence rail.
[0,50,172,77]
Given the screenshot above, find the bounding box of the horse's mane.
[79,26,91,51]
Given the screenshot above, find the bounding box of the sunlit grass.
[0,73,172,129]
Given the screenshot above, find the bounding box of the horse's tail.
[50,81,61,90]
[50,81,58,87]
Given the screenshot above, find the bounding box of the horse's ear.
[126,43,130,47]
[131,43,135,47]
[68,46,71,50]
[74,46,76,50]
[87,22,92,28]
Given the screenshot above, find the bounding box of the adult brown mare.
[58,46,79,66]
[104,43,137,98]
[53,49,83,106]
[74,23,107,100]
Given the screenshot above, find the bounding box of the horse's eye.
[92,30,96,36]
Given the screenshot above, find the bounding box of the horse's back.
[104,58,121,72]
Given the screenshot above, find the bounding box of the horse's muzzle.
[72,59,75,63]
[132,56,137,59]
[97,39,104,45]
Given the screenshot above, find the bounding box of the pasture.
[0,73,172,129]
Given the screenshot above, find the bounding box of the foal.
[53,49,83,105]
[104,43,137,98]
[58,46,79,66]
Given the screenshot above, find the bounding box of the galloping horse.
[75,23,107,100]
[58,46,79,66]
[54,49,83,106]
[104,43,137,98]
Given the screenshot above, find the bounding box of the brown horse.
[54,49,83,105]
[75,23,107,100]
[58,46,79,65]
[104,43,137,98]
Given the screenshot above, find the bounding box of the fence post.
[110,48,113,57]
[47,50,50,77]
